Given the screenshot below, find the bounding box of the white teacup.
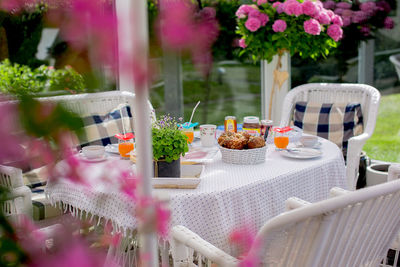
[300,136,318,148]
[200,124,217,147]
[82,145,105,159]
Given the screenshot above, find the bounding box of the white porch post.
[116,0,158,266]
[358,40,375,86]
[261,53,291,125]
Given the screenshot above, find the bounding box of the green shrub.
[0,59,85,95]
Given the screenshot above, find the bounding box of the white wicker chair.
[171,179,400,267]
[0,165,32,220]
[389,54,400,81]
[37,90,155,121]
[1,91,155,223]
[280,83,381,190]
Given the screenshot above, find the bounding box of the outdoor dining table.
[45,137,346,254]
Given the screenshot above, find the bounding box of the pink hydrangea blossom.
[342,16,351,27]
[384,17,395,29]
[236,5,254,18]
[272,19,287,32]
[317,11,331,24]
[360,25,371,36]
[302,0,320,17]
[360,1,376,12]
[273,2,284,13]
[249,9,269,26]
[352,10,368,23]
[239,38,247,48]
[304,18,321,35]
[376,1,391,13]
[245,17,262,32]
[257,0,267,5]
[283,0,303,17]
[326,10,335,19]
[327,24,343,41]
[332,14,344,26]
[323,0,336,10]
[334,8,344,16]
[336,2,352,9]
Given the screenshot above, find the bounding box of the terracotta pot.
[153,158,180,178]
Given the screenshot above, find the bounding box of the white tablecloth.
[46,139,346,253]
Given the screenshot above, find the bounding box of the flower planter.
[366,163,390,187]
[153,158,181,178]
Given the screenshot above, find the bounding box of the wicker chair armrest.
[346,133,370,190]
[285,197,311,211]
[5,186,33,217]
[171,225,238,267]
[329,187,351,198]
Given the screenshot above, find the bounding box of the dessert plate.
[280,147,322,159]
[78,152,108,162]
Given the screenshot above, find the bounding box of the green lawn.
[364,93,400,163]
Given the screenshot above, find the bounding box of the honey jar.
[224,116,237,133]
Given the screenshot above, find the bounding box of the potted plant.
[152,115,189,177]
[235,0,344,118]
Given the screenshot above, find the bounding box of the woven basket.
[219,145,267,165]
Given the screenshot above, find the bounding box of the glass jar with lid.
[242,116,260,136]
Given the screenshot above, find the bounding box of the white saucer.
[280,147,322,159]
[297,141,322,149]
[105,144,119,154]
[78,152,108,162]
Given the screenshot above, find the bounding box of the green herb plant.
[152,115,189,163]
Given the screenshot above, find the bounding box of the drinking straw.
[189,101,200,125]
[119,106,127,136]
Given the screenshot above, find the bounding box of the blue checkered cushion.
[79,104,134,147]
[294,102,364,157]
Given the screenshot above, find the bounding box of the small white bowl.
[82,145,105,159]
[300,136,318,148]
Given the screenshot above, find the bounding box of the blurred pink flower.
[239,38,247,48]
[317,11,331,24]
[249,9,269,26]
[304,18,321,35]
[272,2,284,13]
[360,1,377,15]
[384,17,395,29]
[0,102,26,165]
[159,1,218,77]
[334,8,344,16]
[336,2,352,9]
[136,196,171,239]
[272,19,287,32]
[302,0,320,17]
[327,24,343,41]
[360,25,371,36]
[119,170,138,200]
[257,0,267,5]
[236,5,254,18]
[323,0,336,10]
[352,10,368,23]
[284,0,303,16]
[245,17,261,32]
[229,224,261,266]
[342,16,351,27]
[332,14,344,26]
[376,1,391,13]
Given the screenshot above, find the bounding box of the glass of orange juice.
[118,140,134,158]
[115,133,135,158]
[182,127,194,144]
[273,127,291,150]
